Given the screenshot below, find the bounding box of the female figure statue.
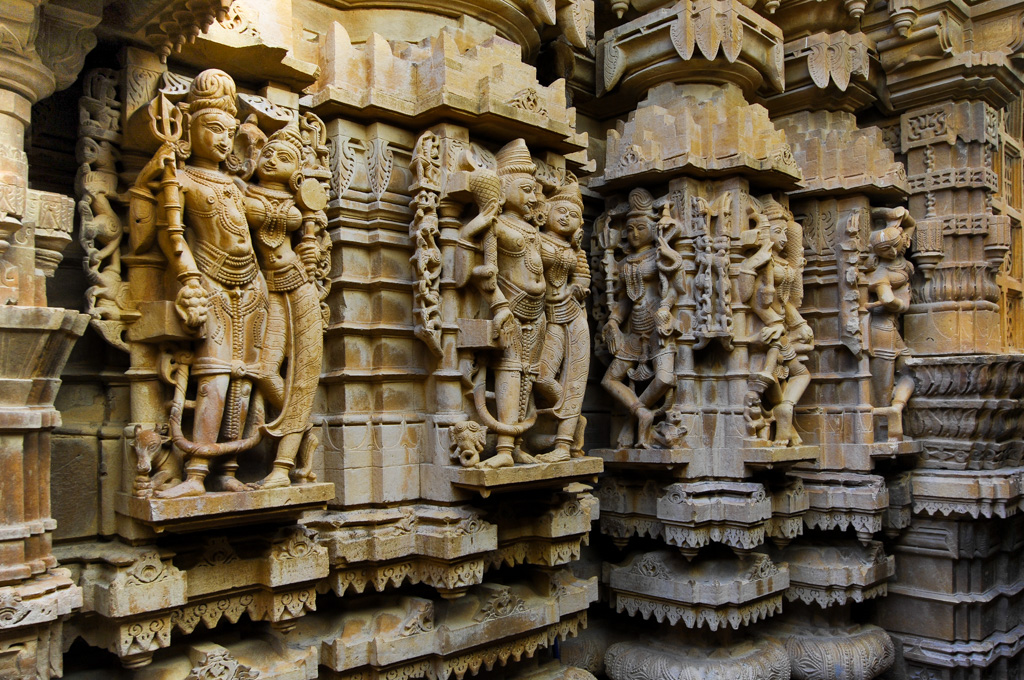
[738,197,813,447]
[535,181,590,462]
[244,124,328,487]
[865,206,916,441]
[600,188,682,448]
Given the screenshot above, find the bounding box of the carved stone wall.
[0,0,1020,679]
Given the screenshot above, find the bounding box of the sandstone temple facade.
[0,0,1022,679]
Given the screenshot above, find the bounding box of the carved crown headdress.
[265,123,305,161]
[187,69,237,118]
[548,182,583,211]
[627,188,654,220]
[495,139,536,176]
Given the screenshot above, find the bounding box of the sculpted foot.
[249,469,291,490]
[155,477,206,498]
[212,475,249,492]
[480,452,515,469]
[537,444,571,464]
[512,447,538,465]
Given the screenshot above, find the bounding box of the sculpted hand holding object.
[738,197,813,447]
[865,206,916,441]
[600,189,683,449]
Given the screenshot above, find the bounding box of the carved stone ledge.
[604,635,791,680]
[596,0,785,102]
[791,472,889,540]
[291,575,595,679]
[772,540,894,608]
[592,442,816,479]
[606,551,788,630]
[767,31,883,116]
[778,110,909,200]
[657,482,773,556]
[599,477,808,552]
[306,23,586,153]
[769,622,896,680]
[593,82,802,191]
[0,569,81,632]
[114,483,335,534]
[69,584,318,667]
[906,354,1024,472]
[896,621,1024,673]
[910,468,1024,520]
[445,458,602,498]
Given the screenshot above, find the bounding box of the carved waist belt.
[194,241,259,287]
[499,276,544,321]
[547,297,581,324]
[265,260,309,292]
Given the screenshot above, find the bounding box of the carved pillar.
[862,0,1024,677]
[0,1,99,677]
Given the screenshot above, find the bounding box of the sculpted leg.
[481,367,520,469]
[602,359,646,448]
[157,374,230,498]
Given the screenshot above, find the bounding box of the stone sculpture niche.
[79,68,335,511]
[591,184,819,478]
[864,206,916,442]
[411,132,594,475]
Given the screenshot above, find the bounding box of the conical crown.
[495,139,536,176]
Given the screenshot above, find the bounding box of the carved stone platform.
[115,483,335,533]
[592,443,817,479]
[599,477,808,553]
[606,551,789,631]
[910,467,1024,519]
[790,472,889,540]
[604,636,791,680]
[446,458,602,498]
[290,573,597,680]
[773,540,895,608]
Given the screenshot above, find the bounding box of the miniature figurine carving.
[535,180,591,462]
[738,197,814,447]
[865,206,916,441]
[129,425,180,498]
[600,188,683,448]
[450,421,488,467]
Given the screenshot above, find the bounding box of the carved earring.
[289,171,304,194]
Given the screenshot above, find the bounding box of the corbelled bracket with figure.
[77,67,334,528]
[409,131,601,493]
[864,206,916,445]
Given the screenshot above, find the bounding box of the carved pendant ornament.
[80,68,332,499]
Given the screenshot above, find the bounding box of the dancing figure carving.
[599,189,683,449]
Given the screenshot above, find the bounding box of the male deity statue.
[865,206,916,441]
[534,181,590,462]
[738,197,813,447]
[600,188,682,449]
[460,139,556,468]
[134,69,269,497]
